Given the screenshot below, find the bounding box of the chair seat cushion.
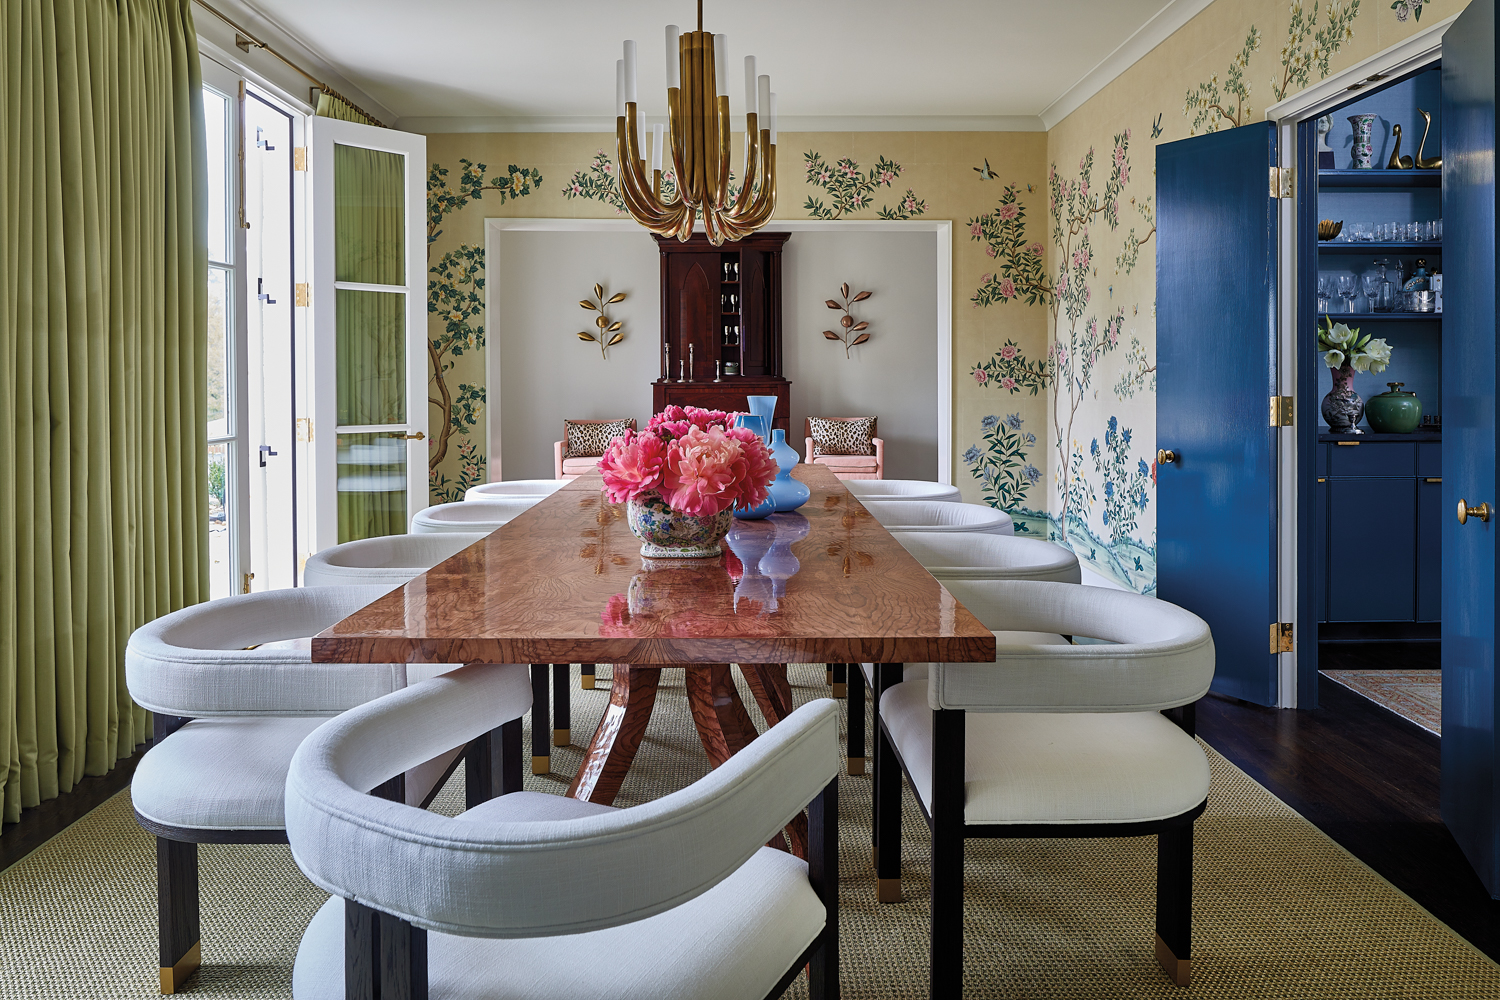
[560,457,598,475]
[881,681,1210,825]
[292,840,823,1000]
[812,454,880,468]
[860,632,1070,688]
[132,716,328,832]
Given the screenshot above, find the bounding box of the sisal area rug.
[1322,669,1442,735]
[1,664,1496,999]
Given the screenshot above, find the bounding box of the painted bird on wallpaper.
[1151,113,1163,139]
[973,158,996,180]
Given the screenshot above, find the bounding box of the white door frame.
[483,218,955,482]
[1266,14,1454,708]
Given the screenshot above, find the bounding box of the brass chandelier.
[614,1,777,245]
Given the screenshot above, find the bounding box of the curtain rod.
[192,0,387,127]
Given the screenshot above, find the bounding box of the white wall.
[493,230,661,480]
[782,231,939,481]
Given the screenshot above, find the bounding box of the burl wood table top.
[312,464,995,666]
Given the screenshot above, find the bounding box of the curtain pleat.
[0,0,206,827]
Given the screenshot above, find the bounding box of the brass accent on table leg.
[826,668,834,685]
[552,728,570,747]
[1155,934,1192,988]
[532,755,550,775]
[877,877,904,904]
[159,940,200,994]
[581,674,595,690]
[831,683,848,699]
[847,756,865,776]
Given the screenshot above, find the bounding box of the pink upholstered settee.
[804,416,884,481]
[554,418,637,479]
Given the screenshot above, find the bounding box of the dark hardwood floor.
[0,741,146,873]
[1199,642,1500,963]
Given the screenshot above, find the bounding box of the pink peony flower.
[970,221,983,237]
[598,430,666,503]
[1000,377,1017,391]
[999,278,1016,298]
[1028,242,1044,256]
[972,368,988,385]
[985,245,998,258]
[1000,344,1018,359]
[998,203,1019,220]
[981,273,992,284]
[661,425,765,517]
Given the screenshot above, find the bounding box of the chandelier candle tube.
[757,75,770,128]
[615,60,625,118]
[623,40,638,104]
[744,55,757,113]
[665,25,680,88]
[768,93,777,144]
[714,35,729,99]
[651,123,664,173]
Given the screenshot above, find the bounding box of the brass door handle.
[1157,449,1177,465]
[1458,499,1491,524]
[390,431,425,441]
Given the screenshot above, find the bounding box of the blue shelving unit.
[1318,168,1442,188]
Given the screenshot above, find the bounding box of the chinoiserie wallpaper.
[421,0,1459,592]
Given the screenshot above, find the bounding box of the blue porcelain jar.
[766,429,810,512]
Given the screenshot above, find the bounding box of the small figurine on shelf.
[1415,109,1442,169]
[1387,124,1414,169]
[1316,115,1335,170]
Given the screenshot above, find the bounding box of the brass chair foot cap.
[580,677,595,690]
[847,757,866,776]
[877,878,904,904]
[160,940,201,994]
[531,756,550,775]
[832,683,848,698]
[1155,934,1192,988]
[826,670,834,685]
[552,728,570,747]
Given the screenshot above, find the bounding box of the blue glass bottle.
[732,413,775,520]
[767,429,810,512]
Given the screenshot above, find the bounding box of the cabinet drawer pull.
[1425,477,1442,484]
[1336,441,1361,446]
[1317,478,1326,483]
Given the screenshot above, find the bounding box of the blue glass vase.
[767,429,810,512]
[732,413,775,519]
[746,395,779,430]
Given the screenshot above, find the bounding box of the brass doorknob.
[1458,499,1491,524]
[1157,449,1177,465]
[394,431,425,441]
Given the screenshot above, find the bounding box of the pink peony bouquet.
[597,405,777,517]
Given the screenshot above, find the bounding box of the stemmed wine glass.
[1317,276,1333,314]
[1336,275,1357,314]
[1362,274,1383,314]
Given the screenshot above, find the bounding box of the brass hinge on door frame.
[293,147,307,171]
[1270,622,1294,653]
[295,283,309,307]
[1270,166,1295,199]
[242,572,254,595]
[1270,396,1294,427]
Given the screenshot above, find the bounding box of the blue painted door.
[1441,0,1500,898]
[1157,124,1279,706]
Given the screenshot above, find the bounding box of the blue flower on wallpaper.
[1138,458,1150,478]
[1090,438,1100,458]
[1104,481,1115,498]
[981,414,999,431]
[1107,416,1117,434]
[1023,464,1042,484]
[963,444,982,464]
[1122,427,1132,445]
[1004,413,1024,431]
[1023,431,1037,447]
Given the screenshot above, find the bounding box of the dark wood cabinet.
[653,232,791,429]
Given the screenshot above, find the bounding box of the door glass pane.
[203,89,230,263]
[208,442,233,598]
[337,432,407,542]
[207,266,229,436]
[336,288,405,426]
[334,144,404,285]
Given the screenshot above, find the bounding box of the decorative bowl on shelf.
[1365,382,1422,434]
[1318,220,1344,241]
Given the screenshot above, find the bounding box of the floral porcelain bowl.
[626,490,734,558]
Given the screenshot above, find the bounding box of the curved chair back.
[303,533,487,590]
[464,479,568,502]
[862,499,1013,535]
[126,586,404,717]
[287,672,840,938]
[933,578,1214,713]
[410,498,537,534]
[889,531,1080,583]
[845,479,961,503]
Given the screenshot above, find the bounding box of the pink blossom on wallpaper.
[1119,162,1129,184]
[1079,177,1089,199]
[1057,272,1068,294]
[1000,377,1017,390]
[598,430,666,503]
[970,221,983,237]
[998,278,1016,298]
[1000,344,1018,360]
[818,170,831,183]
[1113,144,1126,169]
[1027,242,1044,257]
[1079,154,1087,171]
[879,170,895,185]
[570,182,583,195]
[972,368,988,385]
[903,196,917,212]
[980,273,992,284]
[998,203,1019,221]
[985,245,998,258]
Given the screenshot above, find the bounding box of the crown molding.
[396,114,1045,135]
[1038,0,1217,131]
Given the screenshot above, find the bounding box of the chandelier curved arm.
[617,114,682,229]
[732,112,760,216]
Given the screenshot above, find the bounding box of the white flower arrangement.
[1319,318,1393,373]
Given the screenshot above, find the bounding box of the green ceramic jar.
[1365,382,1422,433]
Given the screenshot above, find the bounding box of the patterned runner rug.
[1322,669,1442,735]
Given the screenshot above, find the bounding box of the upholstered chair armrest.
[928,579,1214,712]
[872,437,885,478]
[553,440,565,480]
[805,436,816,464]
[286,689,840,938]
[126,586,407,717]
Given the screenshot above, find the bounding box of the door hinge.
[242,571,255,595]
[293,147,308,171]
[296,417,312,442]
[1271,622,1294,653]
[1270,165,1295,199]
[1270,396,1294,427]
[295,283,310,307]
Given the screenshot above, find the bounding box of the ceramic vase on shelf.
[732,412,776,520]
[1348,114,1378,169]
[626,489,733,558]
[766,429,810,512]
[1321,364,1365,433]
[1365,382,1422,433]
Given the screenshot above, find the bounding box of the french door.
[308,119,428,550]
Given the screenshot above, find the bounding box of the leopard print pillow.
[809,416,876,456]
[565,419,632,458]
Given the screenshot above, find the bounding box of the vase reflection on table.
[725,514,810,613]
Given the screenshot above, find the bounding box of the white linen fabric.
[464,480,568,501]
[889,531,1081,583]
[292,845,823,1000]
[302,533,488,590]
[857,630,1073,689]
[411,499,539,534]
[125,586,405,717]
[132,716,328,831]
[285,668,839,938]
[861,499,1013,535]
[845,479,961,503]
[929,580,1214,713]
[881,680,1211,824]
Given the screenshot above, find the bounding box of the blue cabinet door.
[1327,479,1417,621]
[1157,124,1280,706]
[1442,0,1500,898]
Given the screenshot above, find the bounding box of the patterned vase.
[1348,114,1378,169]
[1321,364,1364,433]
[767,429,811,512]
[626,489,734,558]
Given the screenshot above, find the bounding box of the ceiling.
[236,0,1208,130]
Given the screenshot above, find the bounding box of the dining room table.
[311,463,996,853]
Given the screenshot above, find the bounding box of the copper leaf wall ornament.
[823,282,873,358]
[577,283,627,359]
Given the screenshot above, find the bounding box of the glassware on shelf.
[1336,275,1357,314]
[1361,274,1383,314]
[1317,275,1333,314]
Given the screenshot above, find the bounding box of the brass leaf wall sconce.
[823,283,872,358]
[577,283,625,359]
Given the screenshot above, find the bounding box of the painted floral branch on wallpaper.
[803,151,926,220]
[562,149,717,212]
[1184,26,1262,133]
[963,414,1041,511]
[1273,1,1361,102]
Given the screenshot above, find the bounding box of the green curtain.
[0,0,207,825]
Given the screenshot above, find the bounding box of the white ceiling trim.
[1038,0,1217,131]
[396,114,1045,134]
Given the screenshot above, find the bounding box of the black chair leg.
[874,684,903,903]
[1155,820,1195,987]
[928,708,966,1000]
[379,912,428,1000]
[847,665,865,775]
[807,778,841,1000]
[530,664,550,774]
[465,717,524,808]
[551,663,571,747]
[831,662,848,698]
[581,663,596,690]
[157,837,200,994]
